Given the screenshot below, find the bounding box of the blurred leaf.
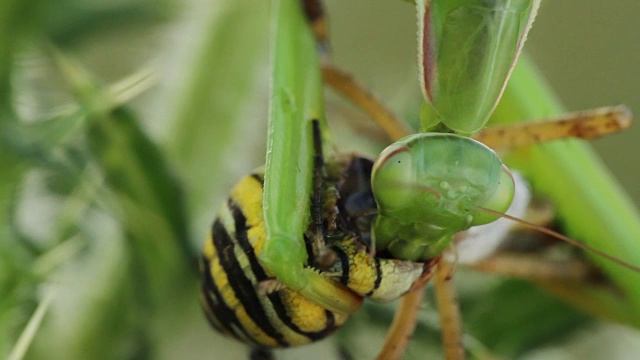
[28,219,150,360]
[7,291,52,360]
[167,0,270,236]
[50,46,191,260]
[0,0,42,108]
[461,277,589,357]
[88,108,190,251]
[45,0,175,47]
[11,45,194,358]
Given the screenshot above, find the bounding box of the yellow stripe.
[334,238,378,296]
[280,288,349,333]
[231,175,267,254]
[203,232,216,260]
[208,247,279,347]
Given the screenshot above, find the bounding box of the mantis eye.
[469,163,515,226]
[370,142,416,213]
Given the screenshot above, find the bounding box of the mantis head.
[371,133,515,260]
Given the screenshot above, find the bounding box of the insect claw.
[258,279,284,295]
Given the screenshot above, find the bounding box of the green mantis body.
[259,0,640,342]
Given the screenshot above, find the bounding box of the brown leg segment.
[473,105,631,150]
[434,259,466,360]
[375,284,426,360]
[470,252,595,282]
[302,0,330,52]
[322,64,412,141]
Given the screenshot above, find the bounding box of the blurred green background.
[2,1,640,359]
[528,0,640,206]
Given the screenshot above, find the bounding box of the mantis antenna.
[475,206,640,273]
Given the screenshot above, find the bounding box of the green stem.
[492,55,640,326]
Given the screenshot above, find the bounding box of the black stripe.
[229,199,338,341]
[212,218,289,346]
[199,263,228,334]
[331,245,351,286]
[303,233,316,268]
[228,199,268,282]
[324,310,336,332]
[250,173,264,185]
[250,348,275,360]
[200,255,246,341]
[366,257,383,297]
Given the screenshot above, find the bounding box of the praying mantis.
[199,0,640,359]
[4,0,639,359]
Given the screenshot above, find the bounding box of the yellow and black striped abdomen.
[199,174,349,348]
